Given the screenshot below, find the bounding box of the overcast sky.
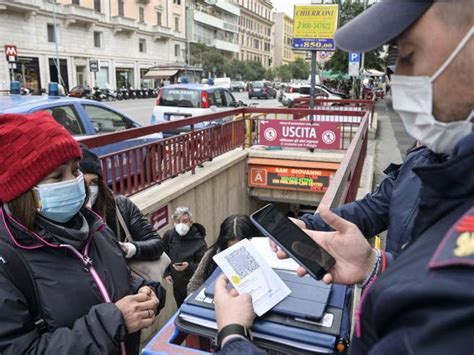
[272,0,318,18]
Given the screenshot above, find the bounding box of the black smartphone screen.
[251,204,336,280]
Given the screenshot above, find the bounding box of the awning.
[144,69,179,78]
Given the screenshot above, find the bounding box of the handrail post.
[190,124,196,175]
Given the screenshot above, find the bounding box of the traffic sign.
[348,52,360,76]
[89,59,99,72]
[349,52,361,63]
[4,45,17,62]
[293,4,339,51]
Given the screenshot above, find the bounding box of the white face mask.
[175,223,190,236]
[87,185,99,208]
[391,27,473,155]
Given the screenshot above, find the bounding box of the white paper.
[250,237,300,271]
[213,239,291,316]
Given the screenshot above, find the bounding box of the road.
[108,91,282,126]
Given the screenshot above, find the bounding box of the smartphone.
[174,262,184,266]
[250,203,336,280]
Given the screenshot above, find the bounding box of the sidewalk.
[370,97,414,188]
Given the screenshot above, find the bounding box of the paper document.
[213,239,291,316]
[250,237,300,271]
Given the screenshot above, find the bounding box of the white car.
[151,84,242,136]
[284,85,343,108]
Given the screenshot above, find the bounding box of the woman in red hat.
[0,112,165,354]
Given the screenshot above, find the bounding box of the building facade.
[0,0,187,93]
[186,0,240,58]
[237,0,273,68]
[273,12,293,67]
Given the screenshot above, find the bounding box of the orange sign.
[248,158,339,193]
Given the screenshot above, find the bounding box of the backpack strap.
[0,236,48,334]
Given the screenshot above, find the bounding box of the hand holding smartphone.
[250,204,336,280]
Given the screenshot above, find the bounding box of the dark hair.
[8,190,38,230]
[91,178,116,225]
[203,214,261,277]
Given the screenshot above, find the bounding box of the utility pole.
[50,0,63,89]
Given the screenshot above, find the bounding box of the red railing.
[78,105,370,202]
[291,97,376,127]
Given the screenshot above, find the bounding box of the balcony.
[62,4,106,26]
[194,10,224,31]
[111,16,137,35]
[0,0,41,16]
[215,0,239,17]
[136,0,150,4]
[152,25,173,41]
[214,39,239,53]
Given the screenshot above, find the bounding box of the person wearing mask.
[214,1,473,354]
[0,112,165,354]
[79,146,164,262]
[163,207,207,307]
[187,214,261,295]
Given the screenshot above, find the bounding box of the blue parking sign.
[349,52,360,63]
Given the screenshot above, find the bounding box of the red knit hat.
[0,112,82,202]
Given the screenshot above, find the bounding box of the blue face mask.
[35,173,86,223]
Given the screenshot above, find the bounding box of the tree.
[325,1,385,73]
[277,65,292,81]
[289,58,310,79]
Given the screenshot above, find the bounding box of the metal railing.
[292,97,376,127]
[78,104,370,201]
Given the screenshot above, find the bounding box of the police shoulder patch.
[429,207,474,269]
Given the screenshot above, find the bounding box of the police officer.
[215,1,473,353]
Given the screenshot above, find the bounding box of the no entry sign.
[259,120,341,149]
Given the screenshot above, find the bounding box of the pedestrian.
[0,112,165,354]
[162,207,207,307]
[187,214,261,295]
[79,146,165,264]
[214,0,473,353]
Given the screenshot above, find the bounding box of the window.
[173,0,181,4]
[72,0,80,5]
[213,90,224,107]
[156,11,162,26]
[174,17,179,31]
[82,105,132,133]
[174,44,180,57]
[93,31,102,48]
[118,0,124,16]
[139,7,145,23]
[139,38,146,53]
[94,0,100,12]
[160,89,200,108]
[47,24,57,43]
[43,106,85,135]
[254,39,259,49]
[224,91,235,107]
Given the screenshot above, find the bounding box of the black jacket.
[162,223,207,285]
[350,133,474,354]
[111,195,164,260]
[0,207,165,355]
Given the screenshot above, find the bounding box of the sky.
[272,0,314,18]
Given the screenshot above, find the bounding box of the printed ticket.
[213,239,291,316]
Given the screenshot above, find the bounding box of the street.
[108,91,282,126]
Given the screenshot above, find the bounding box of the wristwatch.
[217,324,251,349]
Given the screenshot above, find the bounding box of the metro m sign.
[4,45,17,63]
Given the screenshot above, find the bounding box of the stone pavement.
[370,96,414,188]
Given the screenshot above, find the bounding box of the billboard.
[293,4,339,51]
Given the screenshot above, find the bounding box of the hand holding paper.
[213,239,291,317]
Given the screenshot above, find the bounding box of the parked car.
[151,84,244,136]
[283,85,344,108]
[0,95,162,157]
[231,81,246,92]
[248,81,277,99]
